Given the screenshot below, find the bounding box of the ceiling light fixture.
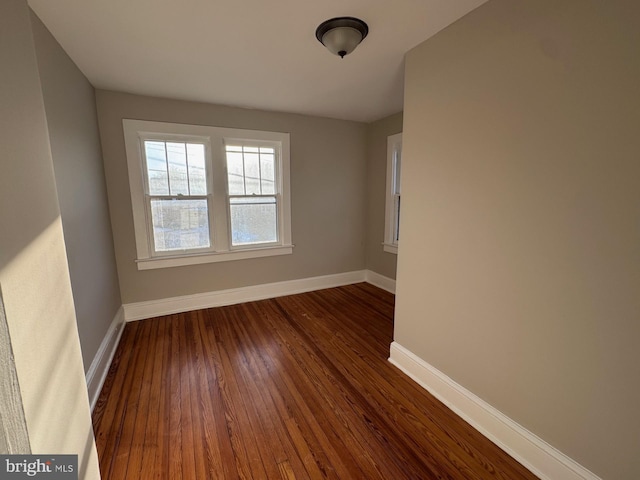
[315,17,369,58]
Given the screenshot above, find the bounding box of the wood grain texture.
[93,283,538,479]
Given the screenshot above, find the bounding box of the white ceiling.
[28,0,487,123]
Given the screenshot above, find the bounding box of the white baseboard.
[86,306,125,412]
[389,342,600,480]
[123,270,369,322]
[364,270,396,293]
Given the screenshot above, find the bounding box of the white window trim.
[383,132,402,255]
[123,119,293,270]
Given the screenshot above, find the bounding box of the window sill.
[136,244,294,270]
[383,243,398,255]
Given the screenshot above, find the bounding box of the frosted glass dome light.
[315,17,369,58]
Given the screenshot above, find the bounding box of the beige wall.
[96,91,367,304]
[0,0,99,477]
[30,12,122,372]
[395,1,640,478]
[365,112,402,280]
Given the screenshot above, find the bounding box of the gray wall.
[395,1,640,478]
[30,12,122,372]
[365,112,403,280]
[0,0,100,477]
[96,90,367,304]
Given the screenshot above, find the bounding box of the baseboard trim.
[123,270,369,322]
[364,270,396,293]
[86,306,125,412]
[388,342,600,480]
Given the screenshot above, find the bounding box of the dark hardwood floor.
[93,283,537,479]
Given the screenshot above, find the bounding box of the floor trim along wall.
[86,306,125,412]
[123,270,382,322]
[388,342,601,480]
[364,270,396,293]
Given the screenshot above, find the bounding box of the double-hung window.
[225,143,279,246]
[384,132,402,254]
[123,119,292,270]
[143,137,211,254]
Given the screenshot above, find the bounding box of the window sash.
[227,194,280,248]
[141,136,215,256]
[384,133,402,254]
[147,196,214,256]
[143,140,208,197]
[393,193,401,245]
[144,195,214,256]
[147,194,208,200]
[224,141,282,249]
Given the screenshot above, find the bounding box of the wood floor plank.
[315,285,534,479]
[262,297,459,480]
[93,284,538,480]
[144,315,169,479]
[276,288,512,479]
[227,310,310,478]
[97,321,146,479]
[127,318,160,478]
[208,308,270,479]
[168,316,184,478]
[197,312,242,479]
[288,294,498,479]
[191,313,233,479]
[237,302,365,479]
[108,320,153,480]
[252,300,377,479]
[233,305,336,479]
[213,306,283,479]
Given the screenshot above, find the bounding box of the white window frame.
[383,132,402,254]
[123,119,292,270]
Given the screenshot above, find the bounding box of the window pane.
[260,153,275,194]
[166,142,188,195]
[244,152,260,195]
[150,199,210,251]
[394,147,402,194]
[226,151,245,195]
[229,197,277,246]
[226,145,279,196]
[186,143,206,195]
[144,141,169,195]
[394,194,401,243]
